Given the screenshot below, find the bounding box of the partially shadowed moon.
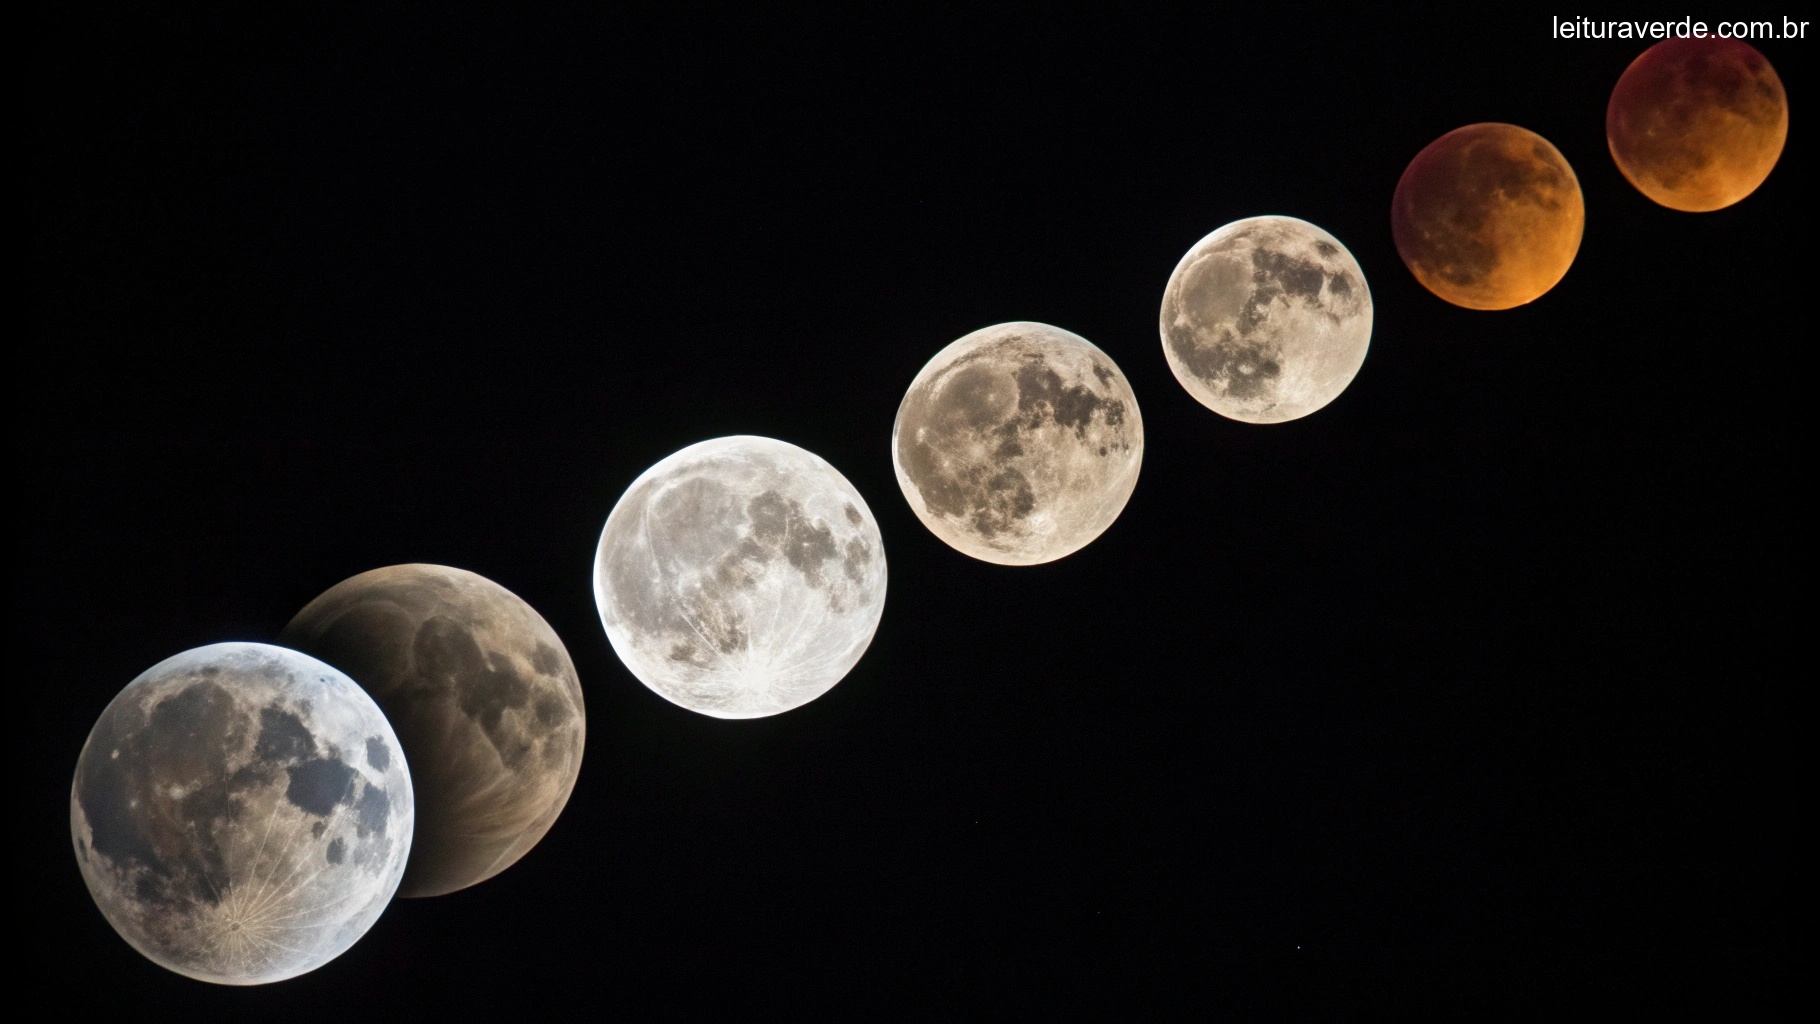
[1392,123,1585,310]
[280,565,585,899]
[71,643,411,985]
[594,436,887,719]
[893,322,1142,565]
[1607,37,1787,212]
[1160,215,1372,423]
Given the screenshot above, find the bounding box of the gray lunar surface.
[1160,215,1372,423]
[594,436,887,719]
[280,565,585,898]
[892,321,1143,565]
[70,643,411,985]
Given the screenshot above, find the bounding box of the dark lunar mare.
[280,564,585,898]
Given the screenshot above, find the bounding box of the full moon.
[1392,122,1585,310]
[1159,216,1372,423]
[593,436,887,718]
[279,565,585,898]
[892,322,1142,565]
[1607,37,1788,212]
[71,643,412,985]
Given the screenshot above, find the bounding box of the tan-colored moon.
[1391,122,1585,310]
[280,565,584,898]
[1160,215,1372,423]
[1607,37,1788,212]
[892,322,1142,565]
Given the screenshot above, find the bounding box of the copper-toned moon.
[1391,123,1585,310]
[1607,38,1788,212]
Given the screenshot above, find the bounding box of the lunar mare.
[1607,37,1787,212]
[1392,122,1585,310]
[280,565,585,898]
[1160,216,1372,423]
[893,322,1142,565]
[594,436,887,719]
[71,643,411,985]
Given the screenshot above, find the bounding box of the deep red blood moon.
[1607,37,1788,213]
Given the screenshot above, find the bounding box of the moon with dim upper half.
[1160,216,1372,423]
[594,436,887,719]
[1607,37,1788,212]
[71,643,412,985]
[279,565,585,899]
[893,322,1142,565]
[1392,122,1584,310]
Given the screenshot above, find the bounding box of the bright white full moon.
[892,322,1143,566]
[1160,215,1372,423]
[593,436,887,719]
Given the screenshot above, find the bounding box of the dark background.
[25,6,1801,1015]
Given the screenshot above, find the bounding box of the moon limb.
[279,565,586,898]
[1160,215,1373,423]
[593,436,888,719]
[892,321,1143,565]
[70,643,412,985]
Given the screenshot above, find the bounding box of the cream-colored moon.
[892,322,1143,565]
[1160,216,1372,423]
[593,436,887,719]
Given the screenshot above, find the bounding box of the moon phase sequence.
[894,322,1143,565]
[1161,216,1372,423]
[281,565,585,898]
[1392,122,1585,310]
[71,643,412,985]
[594,436,887,719]
[1607,38,1787,212]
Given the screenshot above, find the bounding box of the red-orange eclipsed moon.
[1607,38,1788,213]
[1391,123,1585,311]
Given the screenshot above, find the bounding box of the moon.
[1159,216,1372,423]
[593,436,887,719]
[279,565,585,898]
[70,643,411,985]
[1607,38,1788,212]
[1391,122,1585,310]
[892,322,1142,565]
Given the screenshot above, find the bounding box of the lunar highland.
[280,565,585,898]
[893,322,1142,565]
[71,643,411,985]
[1160,216,1372,423]
[594,436,887,718]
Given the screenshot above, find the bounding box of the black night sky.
[25,7,1800,1015]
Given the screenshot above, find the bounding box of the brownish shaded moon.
[1391,123,1585,311]
[1607,38,1788,212]
[281,565,584,898]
